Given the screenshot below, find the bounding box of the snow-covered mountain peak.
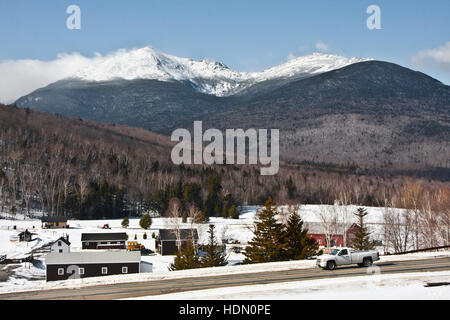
[256,53,372,81]
[72,47,371,96]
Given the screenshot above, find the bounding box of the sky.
[0,0,449,103]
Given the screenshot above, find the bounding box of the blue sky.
[0,1,449,102]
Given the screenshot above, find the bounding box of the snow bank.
[127,271,450,300]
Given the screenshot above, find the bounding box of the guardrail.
[394,245,450,255]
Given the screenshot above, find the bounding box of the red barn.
[304,222,345,248]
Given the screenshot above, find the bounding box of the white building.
[50,236,71,254]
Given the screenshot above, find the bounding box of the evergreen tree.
[121,217,129,228]
[139,213,152,230]
[243,197,287,264]
[228,205,239,219]
[284,210,318,260]
[169,241,200,271]
[352,207,375,250]
[143,232,147,240]
[200,224,227,268]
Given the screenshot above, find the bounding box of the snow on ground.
[0,204,445,293]
[126,271,450,300]
[1,250,449,294]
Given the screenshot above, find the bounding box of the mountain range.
[15,47,450,173]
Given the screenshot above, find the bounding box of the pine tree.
[139,213,152,230]
[284,211,318,260]
[243,197,287,264]
[228,205,239,219]
[200,224,227,268]
[169,241,200,271]
[121,217,129,228]
[352,207,375,250]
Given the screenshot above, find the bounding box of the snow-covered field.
[127,271,450,300]
[0,204,444,294]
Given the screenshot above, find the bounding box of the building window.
[58,268,64,275]
[58,241,62,247]
[101,267,108,275]
[122,267,128,274]
[79,268,85,275]
[59,249,63,253]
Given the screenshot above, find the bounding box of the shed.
[156,229,198,255]
[18,229,34,242]
[41,216,68,229]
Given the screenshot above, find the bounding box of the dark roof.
[52,237,71,246]
[18,229,34,236]
[159,229,198,241]
[81,233,128,241]
[41,216,68,223]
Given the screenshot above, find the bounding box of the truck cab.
[316,247,380,270]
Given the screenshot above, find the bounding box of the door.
[335,249,351,265]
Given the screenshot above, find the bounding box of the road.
[0,257,449,300]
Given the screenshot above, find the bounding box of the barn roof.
[45,251,140,265]
[41,216,68,223]
[159,229,198,241]
[81,232,128,241]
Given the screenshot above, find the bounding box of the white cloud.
[0,53,96,104]
[411,42,450,74]
[315,41,330,52]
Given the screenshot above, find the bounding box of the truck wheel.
[326,261,336,270]
[362,258,372,267]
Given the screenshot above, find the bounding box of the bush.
[139,214,152,230]
[121,217,129,228]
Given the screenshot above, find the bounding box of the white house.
[50,236,71,254]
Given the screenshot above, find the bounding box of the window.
[122,266,128,274]
[58,241,62,247]
[59,249,63,253]
[78,268,85,275]
[101,267,108,275]
[339,249,348,256]
[58,268,64,275]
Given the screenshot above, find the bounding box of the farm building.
[45,251,141,282]
[304,222,345,248]
[156,229,198,255]
[50,236,71,253]
[41,216,68,229]
[18,229,34,242]
[81,232,127,250]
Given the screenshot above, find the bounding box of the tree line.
[0,104,448,224]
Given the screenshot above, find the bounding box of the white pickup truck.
[316,247,380,270]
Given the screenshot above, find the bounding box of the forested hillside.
[0,104,447,220]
